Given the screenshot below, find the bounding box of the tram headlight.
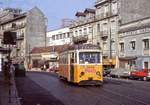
[96,71,101,77]
[80,72,85,77]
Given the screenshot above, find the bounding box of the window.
[89,27,93,33]
[60,34,62,39]
[120,43,124,52]
[56,35,59,39]
[83,28,87,35]
[111,2,118,15]
[75,31,78,36]
[63,33,66,38]
[79,29,82,35]
[130,41,136,50]
[79,52,100,64]
[143,39,149,50]
[97,24,100,32]
[67,32,70,38]
[52,35,55,40]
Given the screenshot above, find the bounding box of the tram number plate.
[85,68,96,73]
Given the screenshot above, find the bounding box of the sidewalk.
[0,72,21,105]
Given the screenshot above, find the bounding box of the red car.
[130,68,150,81]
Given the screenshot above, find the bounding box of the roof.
[84,8,95,14]
[31,44,70,54]
[0,13,26,25]
[75,12,85,17]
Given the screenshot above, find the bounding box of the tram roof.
[63,44,101,52]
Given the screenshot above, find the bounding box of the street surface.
[16,71,150,105]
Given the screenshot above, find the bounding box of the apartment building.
[47,27,72,46]
[70,8,96,44]
[0,7,46,68]
[95,0,119,68]
[70,0,150,69]
[119,18,150,69]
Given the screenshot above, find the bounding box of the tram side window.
[79,52,100,64]
[70,52,74,63]
[60,54,68,64]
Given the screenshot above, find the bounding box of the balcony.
[5,23,26,31]
[100,31,108,39]
[73,35,88,44]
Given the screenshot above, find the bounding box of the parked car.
[103,68,111,76]
[130,68,150,81]
[14,64,26,77]
[110,68,132,78]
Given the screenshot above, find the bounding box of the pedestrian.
[10,63,15,77]
[43,64,46,71]
[3,62,10,84]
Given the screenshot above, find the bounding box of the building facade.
[95,0,119,68]
[70,8,96,44]
[119,18,150,69]
[70,0,150,69]
[0,7,46,68]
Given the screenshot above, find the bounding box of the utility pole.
[109,0,112,68]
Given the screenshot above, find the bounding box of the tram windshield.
[79,52,100,64]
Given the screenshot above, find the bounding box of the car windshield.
[79,52,100,64]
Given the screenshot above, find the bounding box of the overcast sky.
[0,0,94,30]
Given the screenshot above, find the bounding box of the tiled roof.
[31,44,70,54]
[0,13,26,25]
[84,8,95,14]
[75,12,85,17]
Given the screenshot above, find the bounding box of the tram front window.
[79,52,100,64]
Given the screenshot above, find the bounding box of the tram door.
[70,52,74,82]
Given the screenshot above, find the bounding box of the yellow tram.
[59,44,103,85]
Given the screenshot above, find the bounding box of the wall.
[120,0,150,25]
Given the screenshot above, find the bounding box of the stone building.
[0,7,46,68]
[119,17,150,69]
[70,8,96,44]
[95,0,119,68]
[70,0,150,69]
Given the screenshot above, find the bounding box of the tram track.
[105,77,150,92]
[27,72,150,105]
[82,86,147,105]
[83,83,150,105]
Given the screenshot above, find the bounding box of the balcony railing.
[73,35,88,44]
[100,31,108,38]
[4,23,26,31]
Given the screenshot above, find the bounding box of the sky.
[0,0,94,31]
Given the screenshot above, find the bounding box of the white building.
[47,27,72,46]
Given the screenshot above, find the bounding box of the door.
[70,52,74,82]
